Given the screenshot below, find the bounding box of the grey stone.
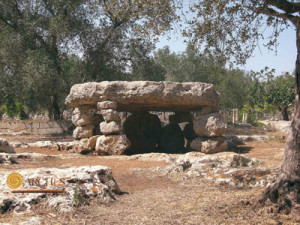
[73,125,94,139]
[65,81,220,112]
[95,135,130,155]
[190,136,228,154]
[193,112,227,137]
[100,109,120,121]
[100,121,121,135]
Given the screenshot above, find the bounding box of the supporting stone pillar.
[242,113,248,124]
[95,101,130,155]
[189,112,228,154]
[232,108,239,124]
[71,106,103,154]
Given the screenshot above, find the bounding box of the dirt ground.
[0,125,297,225]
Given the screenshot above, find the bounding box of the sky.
[155,26,297,75]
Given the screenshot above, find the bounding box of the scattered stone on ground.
[128,152,278,188]
[0,166,120,213]
[190,136,228,154]
[0,138,15,153]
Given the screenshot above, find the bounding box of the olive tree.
[186,0,300,212]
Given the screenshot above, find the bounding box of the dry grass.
[0,127,297,224]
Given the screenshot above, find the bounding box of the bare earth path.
[1,138,297,224]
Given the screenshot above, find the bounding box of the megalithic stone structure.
[65,81,228,155]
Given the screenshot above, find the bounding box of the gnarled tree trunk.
[261,20,300,213]
[281,106,289,121]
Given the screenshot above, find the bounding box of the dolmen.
[65,81,228,155]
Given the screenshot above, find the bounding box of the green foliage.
[1,98,27,120]
[154,43,249,110]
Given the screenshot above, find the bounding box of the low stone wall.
[0,120,72,135]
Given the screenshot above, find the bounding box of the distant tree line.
[0,1,295,122]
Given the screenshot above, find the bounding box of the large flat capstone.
[65,81,220,112]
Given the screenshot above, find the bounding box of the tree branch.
[262,0,300,14]
[258,5,297,23]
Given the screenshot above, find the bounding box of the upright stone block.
[193,112,227,137]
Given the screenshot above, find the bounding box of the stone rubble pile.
[129,152,279,188]
[0,166,120,213]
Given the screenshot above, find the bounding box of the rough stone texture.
[72,108,103,127]
[169,112,193,123]
[100,109,120,121]
[0,166,120,213]
[97,101,117,110]
[95,135,130,155]
[193,112,227,137]
[73,125,94,139]
[74,135,100,154]
[72,111,94,127]
[158,123,185,153]
[62,109,73,121]
[65,81,220,112]
[190,136,228,154]
[100,121,121,135]
[123,112,161,155]
[0,138,15,153]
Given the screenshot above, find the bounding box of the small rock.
[100,109,120,121]
[95,135,130,155]
[73,125,95,139]
[100,121,121,135]
[190,136,228,154]
[0,138,15,154]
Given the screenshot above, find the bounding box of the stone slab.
[65,81,220,112]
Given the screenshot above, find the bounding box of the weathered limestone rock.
[158,123,185,153]
[100,121,121,135]
[72,108,103,126]
[190,137,228,154]
[72,112,94,127]
[95,135,130,155]
[65,81,220,112]
[0,166,120,213]
[100,109,120,121]
[74,135,100,154]
[193,112,227,137]
[123,112,161,155]
[169,112,193,123]
[0,138,15,153]
[97,101,117,110]
[73,125,94,139]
